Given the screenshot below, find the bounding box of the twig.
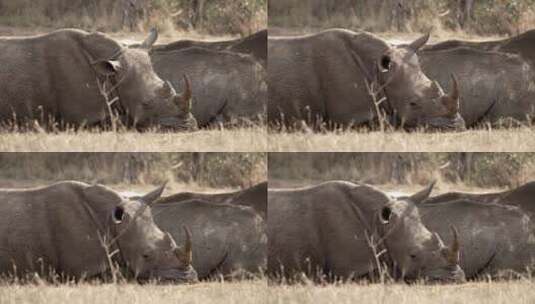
[96,77,119,132]
[364,79,389,132]
[98,231,119,283]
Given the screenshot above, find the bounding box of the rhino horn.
[448,74,460,112]
[140,182,167,205]
[407,180,436,204]
[174,226,193,265]
[448,225,461,264]
[439,74,460,115]
[174,74,193,113]
[408,32,430,52]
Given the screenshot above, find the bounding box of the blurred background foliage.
[269,0,535,36]
[0,0,266,35]
[269,153,535,188]
[0,153,266,188]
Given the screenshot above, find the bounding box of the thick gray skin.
[0,181,197,282]
[151,47,267,127]
[419,47,535,126]
[151,29,267,67]
[268,29,465,130]
[0,29,197,130]
[157,182,267,219]
[268,181,465,282]
[420,200,535,278]
[423,29,535,67]
[153,199,266,279]
[423,181,535,217]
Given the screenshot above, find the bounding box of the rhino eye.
[380,206,392,223]
[380,55,392,72]
[113,206,125,224]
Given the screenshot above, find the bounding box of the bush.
[269,0,535,36]
[0,0,266,35]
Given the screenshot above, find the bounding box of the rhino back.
[0,29,111,125]
[268,181,375,279]
[151,47,266,126]
[0,181,107,277]
[268,30,378,126]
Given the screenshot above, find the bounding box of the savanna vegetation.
[269,0,535,36]
[269,152,535,189]
[0,152,266,189]
[0,0,267,35]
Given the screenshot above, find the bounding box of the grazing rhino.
[151,47,267,127]
[420,199,535,279]
[153,199,266,280]
[418,47,535,126]
[157,182,267,219]
[268,29,465,130]
[0,181,197,282]
[150,29,267,67]
[0,29,197,130]
[268,181,466,283]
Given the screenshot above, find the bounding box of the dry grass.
[0,281,268,304]
[0,128,266,152]
[269,281,535,304]
[268,128,535,152]
[2,281,535,304]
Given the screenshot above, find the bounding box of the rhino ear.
[140,183,167,205]
[83,184,123,205]
[408,32,430,52]
[140,27,158,49]
[93,60,121,77]
[408,180,436,204]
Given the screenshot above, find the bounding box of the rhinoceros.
[153,199,266,280]
[151,47,267,127]
[0,181,198,282]
[268,181,466,283]
[156,182,267,219]
[420,199,535,279]
[268,29,465,130]
[418,47,535,126]
[0,29,197,130]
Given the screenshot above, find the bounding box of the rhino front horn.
[175,226,193,265]
[174,74,192,113]
[448,225,461,264]
[443,74,460,114]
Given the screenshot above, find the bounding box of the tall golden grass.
[0,127,267,152]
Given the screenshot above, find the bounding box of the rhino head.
[378,182,466,283]
[373,34,466,130]
[87,184,198,283]
[85,31,198,131]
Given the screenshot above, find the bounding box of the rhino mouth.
[406,265,466,284]
[138,267,199,284]
[424,114,466,131]
[158,116,199,131]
